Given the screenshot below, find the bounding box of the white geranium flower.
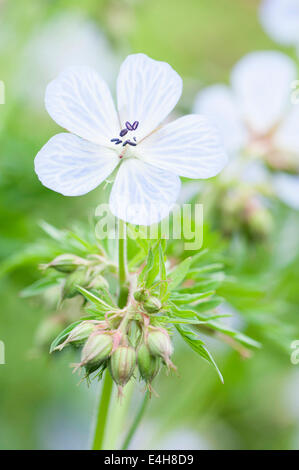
[35,53,227,225]
[193,51,299,208]
[259,0,299,47]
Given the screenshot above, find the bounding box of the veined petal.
[35,133,118,196]
[274,105,299,154]
[109,159,181,225]
[231,51,296,135]
[259,0,299,46]
[136,114,228,179]
[45,67,120,146]
[273,173,299,209]
[193,85,248,154]
[117,54,182,140]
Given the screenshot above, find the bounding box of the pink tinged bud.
[54,321,97,352]
[63,268,88,298]
[133,288,148,302]
[47,254,85,273]
[143,296,162,313]
[81,333,113,369]
[109,346,136,386]
[147,330,173,365]
[137,343,160,383]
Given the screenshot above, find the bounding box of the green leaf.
[176,325,224,383]
[168,257,192,291]
[20,277,60,298]
[170,291,215,305]
[50,321,82,353]
[76,286,117,312]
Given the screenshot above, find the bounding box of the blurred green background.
[0,0,298,449]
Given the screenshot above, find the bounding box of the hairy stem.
[91,218,129,450]
[91,371,113,450]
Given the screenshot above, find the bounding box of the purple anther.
[111,138,122,145]
[125,121,134,131]
[133,137,137,142]
[122,140,129,147]
[120,129,128,137]
[127,140,137,147]
[132,121,139,130]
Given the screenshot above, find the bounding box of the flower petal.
[259,0,299,46]
[109,159,181,225]
[274,105,299,154]
[193,85,248,154]
[45,67,120,146]
[231,51,296,135]
[35,133,118,196]
[117,54,182,140]
[136,114,227,179]
[273,172,299,209]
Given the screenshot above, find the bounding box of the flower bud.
[54,321,97,352]
[147,329,173,365]
[81,333,113,370]
[137,343,160,383]
[63,268,88,298]
[47,254,84,273]
[88,274,109,290]
[134,288,148,302]
[109,346,136,386]
[143,296,162,313]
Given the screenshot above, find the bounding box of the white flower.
[35,54,227,225]
[193,51,299,208]
[259,0,299,48]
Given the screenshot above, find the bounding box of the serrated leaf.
[76,286,117,312]
[176,325,224,383]
[168,257,192,291]
[170,291,215,305]
[20,277,60,298]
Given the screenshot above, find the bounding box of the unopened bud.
[143,296,162,313]
[147,329,173,365]
[134,288,148,302]
[109,346,136,386]
[88,274,109,290]
[63,268,88,298]
[137,343,160,383]
[81,333,113,370]
[54,321,97,352]
[46,254,85,273]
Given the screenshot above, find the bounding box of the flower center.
[110,121,139,159]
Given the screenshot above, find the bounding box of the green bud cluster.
[134,289,162,314]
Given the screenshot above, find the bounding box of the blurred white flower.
[35,54,227,225]
[17,12,119,106]
[259,0,299,48]
[273,173,299,209]
[194,51,299,208]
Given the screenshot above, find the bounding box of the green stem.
[121,391,150,450]
[91,218,130,450]
[92,371,114,450]
[118,219,129,308]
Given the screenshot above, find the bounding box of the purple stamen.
[122,139,137,147]
[125,121,134,131]
[120,129,128,137]
[111,138,122,145]
[132,121,139,130]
